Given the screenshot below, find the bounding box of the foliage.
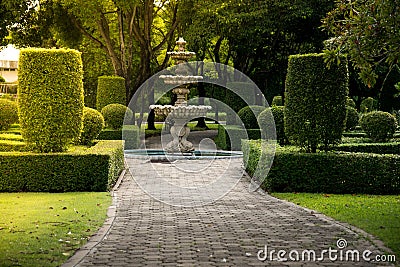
[0,192,111,267]
[0,76,5,82]
[0,140,124,192]
[96,76,126,111]
[18,48,84,152]
[360,97,378,113]
[345,106,359,131]
[0,99,18,130]
[122,125,140,150]
[360,111,398,142]
[285,53,349,152]
[237,106,266,129]
[273,193,400,260]
[101,104,133,130]
[271,96,283,106]
[346,97,356,108]
[80,107,104,145]
[335,142,400,154]
[258,106,286,145]
[243,140,400,195]
[322,0,400,88]
[215,125,259,150]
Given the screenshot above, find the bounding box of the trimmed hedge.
[96,75,126,111]
[216,124,259,150]
[243,140,400,194]
[345,106,359,131]
[80,107,104,145]
[18,48,84,152]
[334,142,400,154]
[101,103,133,130]
[0,140,124,192]
[0,99,18,130]
[285,53,348,152]
[94,126,140,149]
[360,111,397,142]
[237,105,266,129]
[258,106,286,145]
[271,95,283,106]
[360,97,378,113]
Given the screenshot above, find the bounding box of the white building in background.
[0,44,19,82]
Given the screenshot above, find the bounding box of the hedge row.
[96,75,126,111]
[334,142,400,154]
[216,125,260,150]
[243,140,400,194]
[0,140,124,192]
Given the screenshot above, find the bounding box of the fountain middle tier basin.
[150,105,212,119]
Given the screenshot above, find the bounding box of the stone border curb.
[61,167,127,267]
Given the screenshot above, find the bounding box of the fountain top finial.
[176,37,186,52]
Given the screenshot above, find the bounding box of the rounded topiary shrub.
[285,53,348,152]
[345,106,359,131]
[80,107,104,145]
[0,99,18,130]
[101,103,133,130]
[360,97,378,113]
[237,105,266,129]
[271,95,283,106]
[360,111,397,142]
[258,106,286,145]
[18,48,84,152]
[96,75,126,111]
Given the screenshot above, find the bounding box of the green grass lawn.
[272,193,400,260]
[0,192,111,267]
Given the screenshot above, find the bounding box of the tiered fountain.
[150,38,212,153]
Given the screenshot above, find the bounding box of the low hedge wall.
[98,125,140,149]
[334,142,400,154]
[0,140,124,192]
[243,140,400,194]
[216,125,260,150]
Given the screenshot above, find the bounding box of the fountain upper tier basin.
[159,75,203,84]
[150,105,212,119]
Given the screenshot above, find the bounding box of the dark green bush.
[271,95,283,106]
[243,140,400,194]
[96,75,126,111]
[0,76,5,82]
[0,99,18,130]
[101,103,133,130]
[225,82,256,125]
[345,106,359,131]
[360,111,397,142]
[285,53,348,152]
[0,140,124,192]
[237,105,265,129]
[18,48,84,152]
[360,97,378,113]
[80,107,104,145]
[258,106,286,145]
[216,125,260,150]
[346,97,356,108]
[335,142,400,154]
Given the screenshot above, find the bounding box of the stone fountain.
[150,38,212,153]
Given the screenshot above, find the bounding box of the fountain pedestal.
[165,118,193,153]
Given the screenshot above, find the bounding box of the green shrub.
[360,97,378,113]
[237,105,265,129]
[0,76,5,82]
[96,76,126,111]
[258,106,286,145]
[335,142,400,154]
[345,106,359,131]
[360,111,397,142]
[271,95,283,106]
[0,99,18,130]
[122,125,140,149]
[0,140,124,192]
[216,125,247,150]
[101,103,133,130]
[80,107,104,145]
[225,82,255,125]
[346,97,356,108]
[18,48,84,152]
[243,140,400,194]
[285,53,348,152]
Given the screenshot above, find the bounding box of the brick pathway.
[63,131,395,266]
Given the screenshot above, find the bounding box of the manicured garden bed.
[0,192,111,267]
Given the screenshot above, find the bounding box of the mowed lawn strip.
[272,193,400,260]
[0,192,111,267]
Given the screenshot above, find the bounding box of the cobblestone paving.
[63,155,394,267]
